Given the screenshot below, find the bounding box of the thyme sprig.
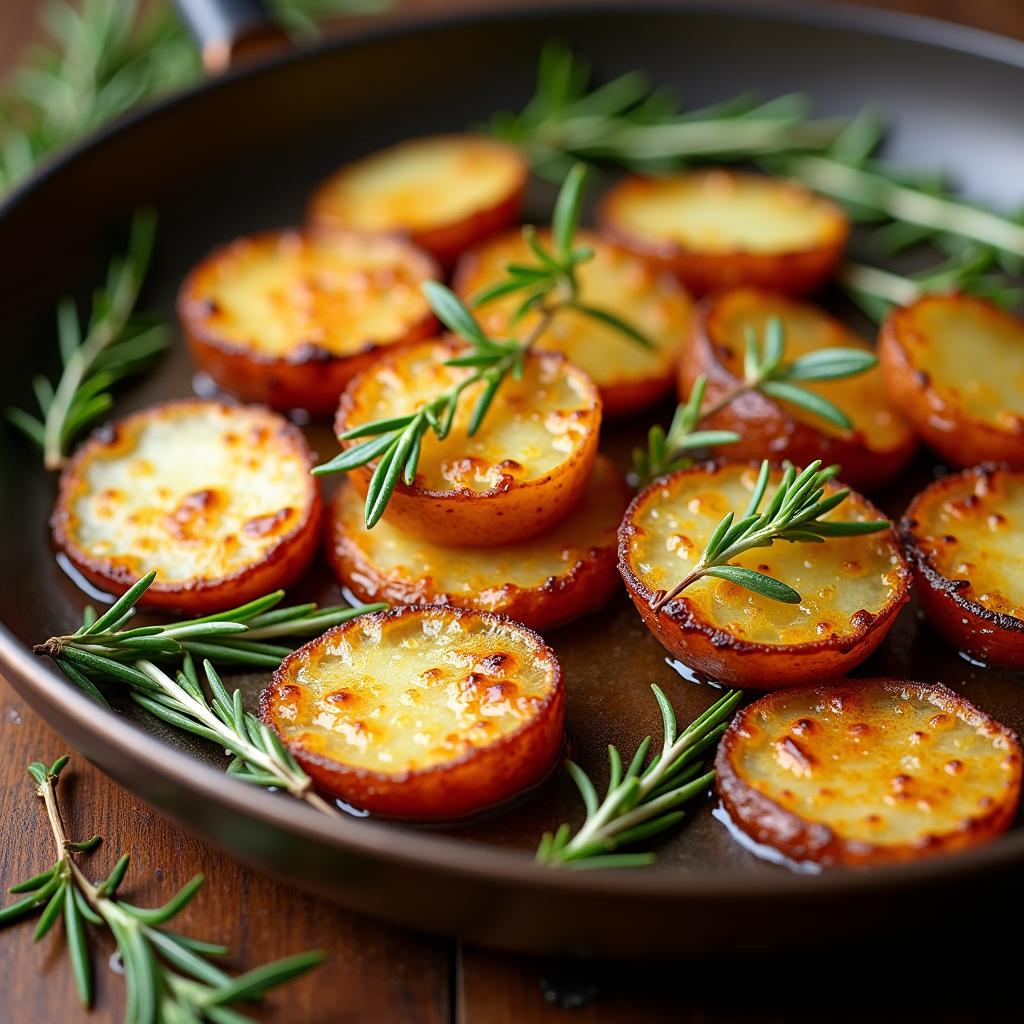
[649,459,889,611]
[493,45,1024,305]
[0,755,324,1020]
[632,316,877,486]
[34,572,385,812]
[314,164,651,527]
[537,687,741,868]
[6,211,166,470]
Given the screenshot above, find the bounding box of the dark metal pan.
[3,0,1024,958]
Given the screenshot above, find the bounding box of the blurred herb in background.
[0,0,388,195]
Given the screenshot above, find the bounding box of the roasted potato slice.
[51,400,321,613]
[335,339,601,546]
[716,679,1022,866]
[178,229,439,416]
[326,456,629,630]
[260,605,565,819]
[599,169,849,296]
[879,295,1024,468]
[902,464,1024,668]
[618,462,911,688]
[307,135,528,267]
[682,288,915,491]
[453,229,692,416]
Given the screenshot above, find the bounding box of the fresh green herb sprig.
[34,571,385,812]
[537,687,741,868]
[650,459,889,611]
[489,42,844,182]
[1,755,324,1021]
[494,45,1024,307]
[0,0,389,195]
[632,316,878,486]
[6,210,166,470]
[314,164,652,527]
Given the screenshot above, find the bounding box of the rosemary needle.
[0,755,324,1021]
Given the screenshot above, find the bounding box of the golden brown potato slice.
[453,229,692,416]
[260,605,564,820]
[335,339,601,546]
[178,229,439,416]
[307,134,528,267]
[902,464,1024,668]
[683,288,916,491]
[51,400,321,613]
[880,295,1024,468]
[599,169,849,295]
[716,679,1022,866]
[618,462,910,688]
[326,455,629,630]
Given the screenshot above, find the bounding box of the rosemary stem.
[838,262,921,306]
[37,769,101,908]
[695,381,755,423]
[789,155,1024,257]
[649,562,706,613]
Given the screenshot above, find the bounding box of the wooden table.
[2,2,1023,1021]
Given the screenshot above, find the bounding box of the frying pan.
[2,0,1024,958]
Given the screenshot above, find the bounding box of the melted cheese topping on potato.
[729,682,1021,848]
[270,609,558,773]
[897,296,1024,430]
[910,467,1024,620]
[310,135,525,232]
[627,463,903,645]
[333,456,625,607]
[711,289,910,447]
[604,170,845,254]
[458,230,690,393]
[64,402,313,583]
[187,231,435,359]
[340,341,600,493]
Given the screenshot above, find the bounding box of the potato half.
[902,464,1024,668]
[618,462,911,688]
[178,229,439,416]
[335,339,601,546]
[682,288,916,491]
[453,229,692,416]
[599,169,849,295]
[307,134,528,267]
[326,455,629,630]
[716,679,1022,866]
[879,294,1024,468]
[51,400,321,613]
[260,605,565,819]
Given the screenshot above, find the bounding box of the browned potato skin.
[681,290,916,491]
[50,402,322,614]
[260,606,565,820]
[597,173,849,296]
[324,459,630,630]
[617,464,911,689]
[178,230,440,417]
[902,465,1024,668]
[715,680,1022,866]
[879,296,1024,469]
[334,343,602,547]
[307,139,528,269]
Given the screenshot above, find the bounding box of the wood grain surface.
[2,2,1023,1022]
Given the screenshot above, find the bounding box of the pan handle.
[173,0,291,73]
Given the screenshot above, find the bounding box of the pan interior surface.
[2,4,1024,953]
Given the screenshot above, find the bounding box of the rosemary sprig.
[1,755,324,1020]
[649,459,889,611]
[6,210,166,470]
[34,571,385,812]
[314,164,651,527]
[537,687,741,868]
[632,317,877,486]
[493,45,1024,303]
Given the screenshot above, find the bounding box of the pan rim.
[3,0,1024,904]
